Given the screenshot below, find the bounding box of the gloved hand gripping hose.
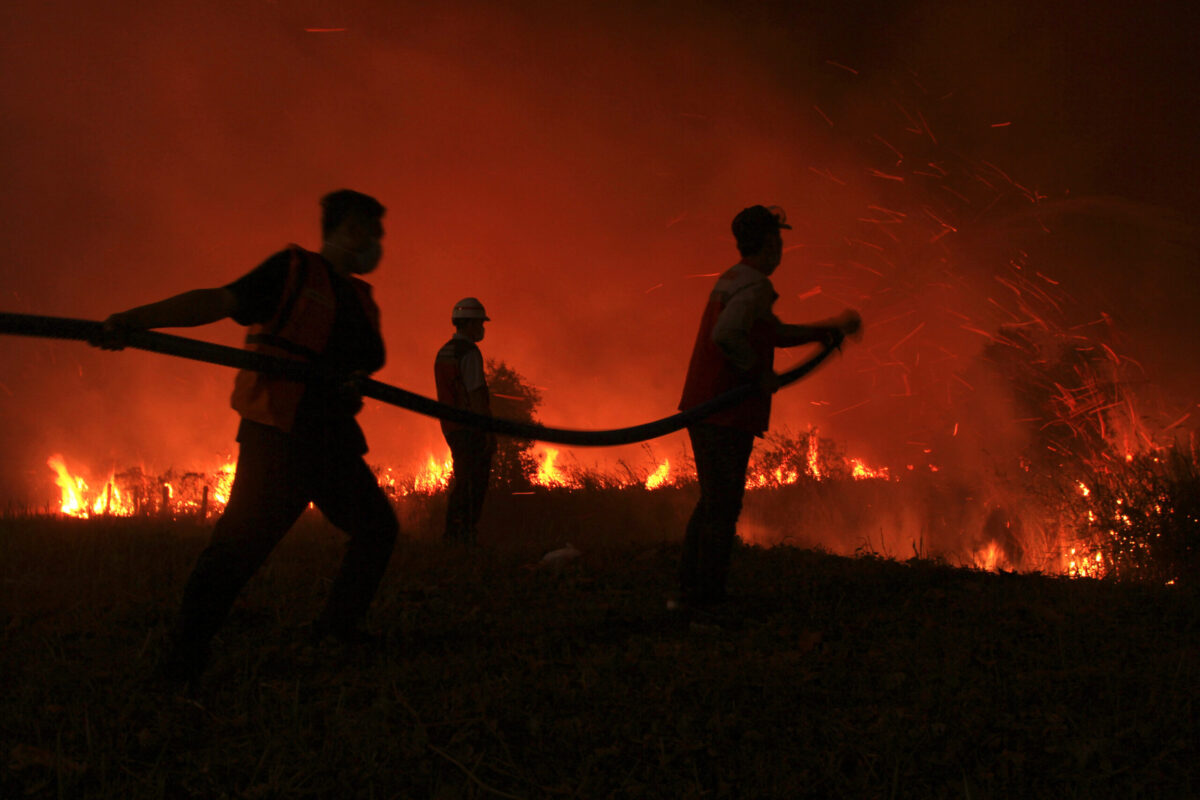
[0,312,839,447]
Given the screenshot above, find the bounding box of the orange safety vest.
[434,336,490,437]
[678,265,776,435]
[230,245,380,432]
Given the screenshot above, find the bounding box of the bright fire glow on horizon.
[39,422,1193,585]
[3,1,1198,590]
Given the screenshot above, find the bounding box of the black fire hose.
[0,312,839,447]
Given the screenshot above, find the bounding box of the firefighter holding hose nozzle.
[97,189,398,688]
[434,297,496,545]
[675,204,862,615]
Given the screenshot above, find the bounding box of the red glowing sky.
[1,0,1197,503]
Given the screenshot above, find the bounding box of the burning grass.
[1,512,1197,798]
[40,456,236,520]
[31,425,1200,586]
[1075,446,1200,584]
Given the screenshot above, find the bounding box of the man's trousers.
[165,422,398,673]
[681,422,755,605]
[443,429,493,544]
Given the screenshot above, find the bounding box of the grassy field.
[1,489,1197,799]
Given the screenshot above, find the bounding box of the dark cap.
[732,205,791,253]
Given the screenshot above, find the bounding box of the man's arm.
[466,386,490,416]
[460,357,494,450]
[94,288,239,350]
[774,309,862,349]
[104,288,239,331]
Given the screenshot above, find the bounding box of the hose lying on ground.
[0,312,839,447]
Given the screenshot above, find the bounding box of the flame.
[745,466,800,490]
[972,541,1010,571]
[39,419,1183,586]
[47,455,88,516]
[645,459,670,490]
[1064,546,1105,579]
[850,458,890,480]
[412,452,454,494]
[532,447,579,489]
[806,434,822,480]
[47,455,138,518]
[88,477,133,516]
[46,454,236,518]
[212,462,237,505]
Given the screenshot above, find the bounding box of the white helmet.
[451,297,490,322]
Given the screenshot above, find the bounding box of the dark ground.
[1,500,1197,799]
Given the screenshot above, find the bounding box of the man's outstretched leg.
[312,452,399,641]
[160,429,307,684]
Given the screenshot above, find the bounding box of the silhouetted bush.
[1081,444,1200,584]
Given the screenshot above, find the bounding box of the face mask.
[354,240,382,274]
[329,238,382,274]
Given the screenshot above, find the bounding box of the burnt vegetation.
[1080,447,1200,584]
[972,323,1200,583]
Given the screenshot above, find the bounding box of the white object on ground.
[539,543,581,567]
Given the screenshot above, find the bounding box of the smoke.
[1,0,1197,511]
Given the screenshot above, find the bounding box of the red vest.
[434,336,490,437]
[230,245,380,432]
[679,266,776,435]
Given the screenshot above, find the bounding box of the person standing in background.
[434,297,496,545]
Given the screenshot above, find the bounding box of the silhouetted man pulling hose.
[677,205,862,612]
[99,189,398,686]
